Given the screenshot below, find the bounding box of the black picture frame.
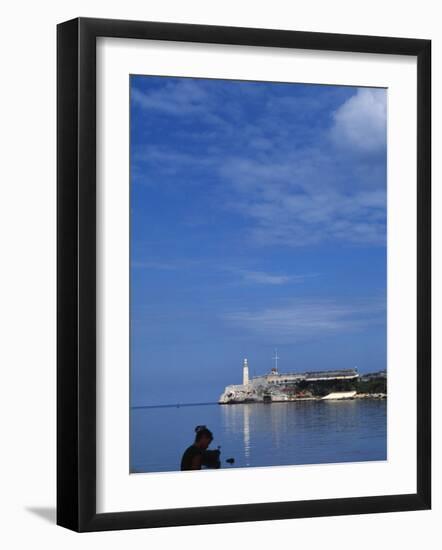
[57,17,431,532]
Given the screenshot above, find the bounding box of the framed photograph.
[57,17,431,532]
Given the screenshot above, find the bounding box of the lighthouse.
[243,358,249,386]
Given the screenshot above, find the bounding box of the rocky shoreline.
[354,392,387,399]
[220,392,387,404]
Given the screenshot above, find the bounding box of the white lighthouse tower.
[243,358,249,386]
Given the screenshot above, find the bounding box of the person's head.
[194,425,213,449]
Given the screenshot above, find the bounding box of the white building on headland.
[218,355,359,404]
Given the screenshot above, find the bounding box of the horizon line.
[131,401,219,410]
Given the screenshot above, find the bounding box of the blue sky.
[130,76,387,406]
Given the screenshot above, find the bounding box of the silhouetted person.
[180,426,217,470]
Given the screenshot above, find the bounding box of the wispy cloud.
[223,298,385,341]
[131,260,315,287]
[131,79,229,128]
[132,80,387,249]
[132,145,216,182]
[220,152,386,247]
[234,269,317,286]
[132,80,209,116]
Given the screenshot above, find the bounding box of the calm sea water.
[130,400,387,473]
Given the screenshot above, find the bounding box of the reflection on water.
[243,404,250,464]
[130,400,386,473]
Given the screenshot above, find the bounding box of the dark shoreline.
[219,393,387,405]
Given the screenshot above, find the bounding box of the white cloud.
[330,88,387,153]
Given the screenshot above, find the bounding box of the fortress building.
[219,354,360,404]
